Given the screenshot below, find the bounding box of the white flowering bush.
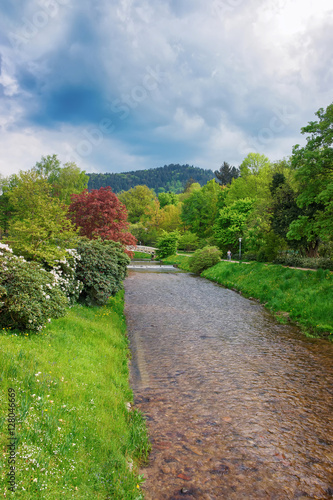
[47,249,83,305]
[0,244,67,331]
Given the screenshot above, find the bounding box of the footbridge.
[126,245,157,254]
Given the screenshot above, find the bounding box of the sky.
[0,0,332,177]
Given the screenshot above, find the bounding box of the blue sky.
[0,0,332,176]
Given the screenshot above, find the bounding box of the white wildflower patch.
[0,242,13,253]
[17,395,79,495]
[48,249,83,305]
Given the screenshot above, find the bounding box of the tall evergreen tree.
[214,162,240,186]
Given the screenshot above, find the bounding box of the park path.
[124,271,333,500]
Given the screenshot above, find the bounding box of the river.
[124,269,333,500]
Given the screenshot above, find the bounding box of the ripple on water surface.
[124,271,333,500]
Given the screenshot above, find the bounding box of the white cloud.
[0,0,332,176]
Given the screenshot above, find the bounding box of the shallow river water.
[124,270,333,500]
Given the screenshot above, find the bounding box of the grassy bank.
[163,255,333,339]
[0,291,149,499]
[162,254,191,271]
[133,251,151,260]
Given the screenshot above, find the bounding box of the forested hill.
[87,164,215,193]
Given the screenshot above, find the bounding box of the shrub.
[156,231,179,259]
[188,246,222,274]
[0,243,67,331]
[46,249,84,305]
[178,231,200,252]
[273,255,333,271]
[75,239,130,306]
[243,252,258,261]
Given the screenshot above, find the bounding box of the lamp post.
[239,238,242,261]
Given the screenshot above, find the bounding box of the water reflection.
[125,272,333,500]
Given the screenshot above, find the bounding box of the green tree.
[178,231,200,251]
[181,180,221,238]
[34,155,88,204]
[7,170,78,264]
[287,103,333,255]
[118,185,157,223]
[0,174,19,237]
[158,191,179,208]
[270,173,303,249]
[213,198,255,253]
[214,161,240,186]
[156,231,179,258]
[226,153,272,203]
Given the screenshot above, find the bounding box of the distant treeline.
[87,164,215,193]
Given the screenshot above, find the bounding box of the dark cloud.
[0,0,332,175]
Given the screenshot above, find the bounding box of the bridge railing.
[126,245,157,254]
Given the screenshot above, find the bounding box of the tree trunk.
[306,240,320,258]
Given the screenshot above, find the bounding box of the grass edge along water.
[0,290,150,499]
[162,255,333,340]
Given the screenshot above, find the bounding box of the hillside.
[87,164,215,193]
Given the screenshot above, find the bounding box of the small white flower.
[57,427,61,431]
[33,478,37,482]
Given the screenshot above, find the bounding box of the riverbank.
[162,255,333,339]
[0,291,149,499]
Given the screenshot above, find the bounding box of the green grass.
[0,291,150,499]
[203,261,333,339]
[132,251,151,259]
[161,254,192,271]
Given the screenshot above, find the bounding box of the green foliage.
[129,222,159,246]
[249,231,287,262]
[34,154,88,204]
[288,103,333,254]
[7,170,78,265]
[158,191,179,208]
[161,253,192,271]
[133,251,151,259]
[178,231,200,251]
[226,153,272,203]
[0,244,67,331]
[203,261,333,337]
[88,164,215,193]
[0,192,15,237]
[188,246,222,274]
[118,185,157,223]
[46,249,84,305]
[75,239,130,306]
[156,231,179,258]
[181,179,221,238]
[270,173,303,249]
[0,291,150,498]
[213,198,255,252]
[214,161,240,186]
[273,255,333,271]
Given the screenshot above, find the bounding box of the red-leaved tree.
[68,187,137,249]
